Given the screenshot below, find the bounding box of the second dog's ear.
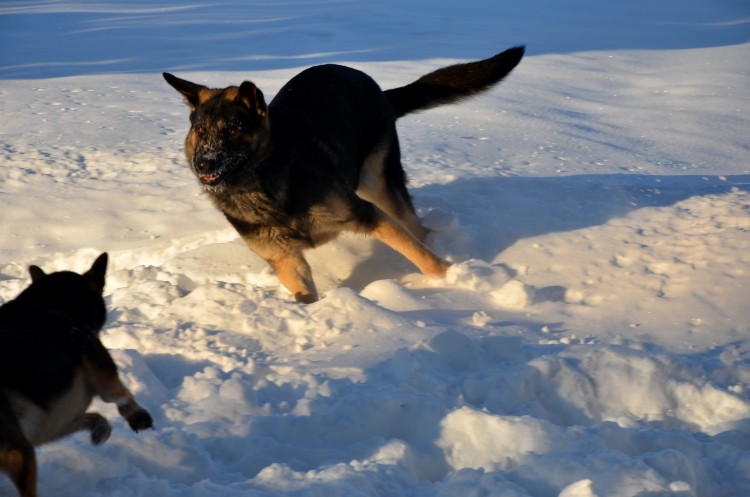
[29,265,46,282]
[84,253,109,293]
[238,81,267,117]
[163,72,207,110]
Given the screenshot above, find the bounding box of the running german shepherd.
[0,254,152,497]
[164,46,524,303]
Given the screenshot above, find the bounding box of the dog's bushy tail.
[384,46,525,118]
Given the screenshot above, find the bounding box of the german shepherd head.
[0,254,153,497]
[162,74,270,192]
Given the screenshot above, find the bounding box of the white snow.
[1,1,749,496]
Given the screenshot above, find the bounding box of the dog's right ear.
[83,253,108,293]
[29,265,46,282]
[163,72,207,110]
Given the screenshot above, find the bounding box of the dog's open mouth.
[199,172,224,185]
[195,166,231,188]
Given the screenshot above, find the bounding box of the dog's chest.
[212,190,281,224]
[212,189,357,248]
[12,369,93,445]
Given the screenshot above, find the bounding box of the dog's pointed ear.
[237,81,267,117]
[84,253,108,293]
[163,72,207,110]
[29,265,46,282]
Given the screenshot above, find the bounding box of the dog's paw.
[127,409,154,433]
[89,414,112,445]
[294,291,318,304]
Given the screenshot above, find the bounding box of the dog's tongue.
[200,173,219,184]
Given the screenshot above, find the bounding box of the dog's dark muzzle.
[192,155,228,186]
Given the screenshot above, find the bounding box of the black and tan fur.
[164,46,524,302]
[0,254,152,497]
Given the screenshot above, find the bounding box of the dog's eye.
[194,126,206,136]
[226,126,240,137]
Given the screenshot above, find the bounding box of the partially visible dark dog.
[164,46,524,302]
[0,254,152,497]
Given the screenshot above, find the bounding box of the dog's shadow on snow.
[339,173,750,292]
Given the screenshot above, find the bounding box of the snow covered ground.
[1,1,749,496]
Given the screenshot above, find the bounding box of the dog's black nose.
[196,158,216,173]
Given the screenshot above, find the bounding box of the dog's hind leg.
[0,392,38,497]
[356,134,430,241]
[367,211,449,277]
[0,445,37,497]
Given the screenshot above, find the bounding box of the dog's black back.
[271,64,391,179]
[257,65,399,224]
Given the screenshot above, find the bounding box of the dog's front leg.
[227,218,319,303]
[49,412,112,445]
[242,234,319,303]
[267,252,318,304]
[80,341,153,433]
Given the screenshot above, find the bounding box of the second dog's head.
[163,73,270,192]
[20,253,109,334]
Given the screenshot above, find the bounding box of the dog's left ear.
[29,265,46,282]
[84,253,109,293]
[237,81,267,118]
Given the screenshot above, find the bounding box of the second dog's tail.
[384,46,525,118]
